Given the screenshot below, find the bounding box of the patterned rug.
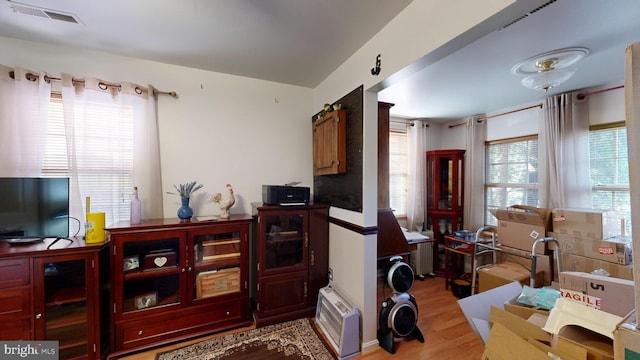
[156,318,337,360]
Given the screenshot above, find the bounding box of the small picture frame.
[135,292,157,309]
[123,255,140,272]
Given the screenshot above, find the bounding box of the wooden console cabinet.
[106,216,252,358]
[0,238,109,360]
[252,204,329,327]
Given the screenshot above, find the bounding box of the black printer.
[262,185,310,205]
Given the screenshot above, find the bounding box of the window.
[589,123,631,235]
[389,129,408,217]
[485,136,539,225]
[44,93,135,226]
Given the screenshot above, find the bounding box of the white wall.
[0,36,314,218]
[313,0,518,351]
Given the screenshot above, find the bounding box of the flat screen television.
[0,177,70,241]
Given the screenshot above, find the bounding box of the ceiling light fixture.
[512,47,589,92]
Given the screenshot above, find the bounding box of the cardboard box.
[503,294,550,320]
[552,208,620,239]
[557,326,614,360]
[491,207,552,255]
[481,322,560,360]
[560,252,634,281]
[195,267,241,299]
[549,232,632,265]
[478,261,544,293]
[558,271,635,317]
[496,245,553,285]
[614,310,640,360]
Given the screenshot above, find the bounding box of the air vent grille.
[43,10,78,23]
[9,2,82,25]
[498,0,557,31]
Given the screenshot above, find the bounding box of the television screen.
[0,177,70,239]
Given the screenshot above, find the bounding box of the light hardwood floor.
[120,277,484,359]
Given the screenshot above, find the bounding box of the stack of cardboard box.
[459,279,637,359]
[549,208,633,280]
[478,206,553,292]
[461,207,638,359]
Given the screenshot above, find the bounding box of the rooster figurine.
[211,184,236,219]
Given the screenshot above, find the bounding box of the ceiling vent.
[8,1,84,25]
[498,0,557,31]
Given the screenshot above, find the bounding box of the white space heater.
[315,285,360,360]
[410,241,434,276]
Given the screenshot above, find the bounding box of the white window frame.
[484,135,539,225]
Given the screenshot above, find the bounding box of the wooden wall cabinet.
[252,204,329,327]
[0,239,109,360]
[106,216,252,358]
[426,149,465,277]
[313,109,346,176]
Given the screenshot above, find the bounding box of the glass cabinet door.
[426,150,465,212]
[119,233,182,315]
[260,210,307,274]
[191,227,243,302]
[34,256,91,360]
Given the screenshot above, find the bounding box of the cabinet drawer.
[0,258,29,289]
[117,301,242,350]
[0,286,31,340]
[0,286,30,317]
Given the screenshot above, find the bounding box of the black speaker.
[377,256,424,354]
[385,257,414,294]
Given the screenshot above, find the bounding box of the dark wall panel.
[313,85,363,212]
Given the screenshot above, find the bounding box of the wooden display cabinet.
[426,149,465,277]
[0,238,109,360]
[106,216,252,358]
[252,203,329,327]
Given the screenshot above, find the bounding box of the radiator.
[410,241,434,276]
[315,285,360,360]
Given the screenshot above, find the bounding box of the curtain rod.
[9,71,178,98]
[448,85,624,128]
[448,104,543,128]
[390,118,430,127]
[576,85,624,100]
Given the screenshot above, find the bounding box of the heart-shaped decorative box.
[144,249,176,270]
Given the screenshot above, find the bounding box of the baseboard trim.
[361,339,380,353]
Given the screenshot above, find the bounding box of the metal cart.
[470,225,562,295]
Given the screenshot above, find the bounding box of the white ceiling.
[0,0,411,87]
[380,0,640,119]
[0,0,639,120]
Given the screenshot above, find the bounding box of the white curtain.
[463,115,486,230]
[623,41,640,320]
[60,74,163,225]
[406,120,428,232]
[539,92,591,209]
[0,66,51,176]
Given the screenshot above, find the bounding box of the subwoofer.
[377,256,424,354]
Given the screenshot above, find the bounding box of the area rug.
[156,318,337,360]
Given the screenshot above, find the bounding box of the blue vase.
[177,197,193,221]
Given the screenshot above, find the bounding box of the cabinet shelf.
[47,322,87,348]
[266,237,302,244]
[45,287,87,306]
[195,258,239,271]
[123,292,180,313]
[123,266,180,280]
[45,303,87,329]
